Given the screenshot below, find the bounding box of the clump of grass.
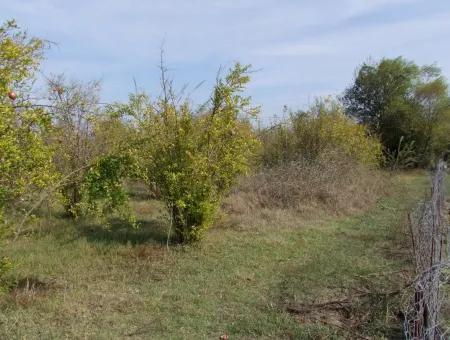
[223,149,387,228]
[0,277,60,309]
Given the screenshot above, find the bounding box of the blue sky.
[2,0,449,121]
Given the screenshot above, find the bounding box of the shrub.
[115,63,260,242]
[260,98,382,167]
[78,153,138,225]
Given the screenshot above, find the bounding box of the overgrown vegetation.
[226,97,386,228]
[260,98,382,167]
[0,19,449,338]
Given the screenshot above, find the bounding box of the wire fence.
[403,159,449,339]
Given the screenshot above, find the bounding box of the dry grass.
[1,277,61,308]
[0,172,435,339]
[223,150,388,228]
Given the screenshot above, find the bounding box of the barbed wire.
[403,160,448,340]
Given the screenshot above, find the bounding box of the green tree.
[342,57,450,166]
[0,20,54,228]
[46,76,102,216]
[47,76,137,222]
[411,66,450,163]
[0,20,55,278]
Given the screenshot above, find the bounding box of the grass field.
[0,171,445,339]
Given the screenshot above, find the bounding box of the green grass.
[0,171,439,339]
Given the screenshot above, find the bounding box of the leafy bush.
[115,63,260,242]
[261,98,382,167]
[78,153,138,225]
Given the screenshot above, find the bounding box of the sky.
[1,0,450,121]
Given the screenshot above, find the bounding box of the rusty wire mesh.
[403,160,449,339]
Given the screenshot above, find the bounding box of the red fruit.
[7,91,17,101]
[53,86,64,95]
